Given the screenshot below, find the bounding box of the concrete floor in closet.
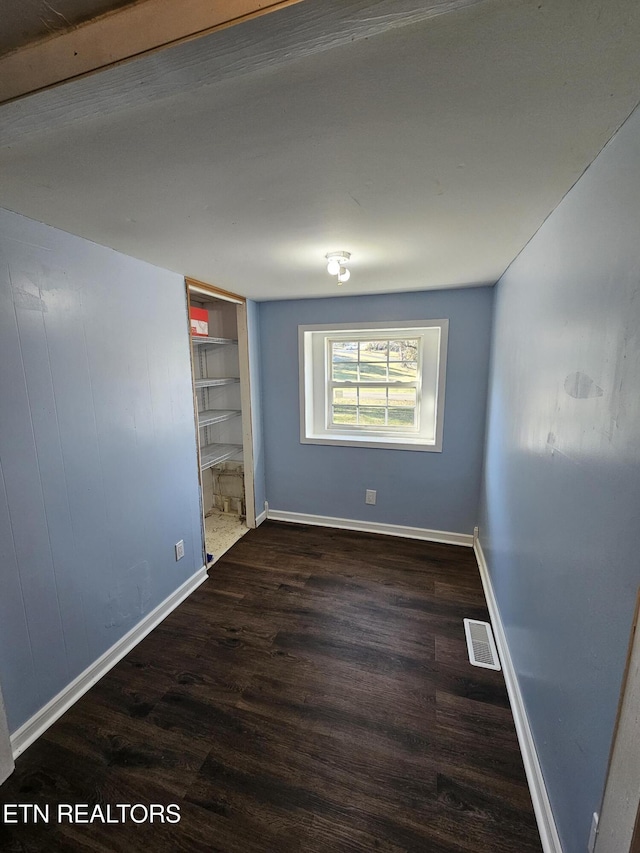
[205,509,248,564]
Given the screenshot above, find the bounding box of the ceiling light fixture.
[326,251,351,286]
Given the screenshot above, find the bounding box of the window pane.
[359,362,387,381]
[389,339,418,361]
[389,361,418,380]
[332,341,358,362]
[358,407,386,425]
[357,387,387,407]
[332,405,357,424]
[388,387,416,406]
[332,362,358,381]
[407,342,419,361]
[332,387,357,406]
[359,341,388,361]
[389,340,403,361]
[388,407,416,427]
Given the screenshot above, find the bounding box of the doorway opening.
[186,279,255,565]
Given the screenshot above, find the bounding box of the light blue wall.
[0,208,204,732]
[479,108,640,851]
[260,287,493,534]
[246,299,266,518]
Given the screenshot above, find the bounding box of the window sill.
[301,433,442,452]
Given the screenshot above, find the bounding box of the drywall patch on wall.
[12,279,48,312]
[564,371,603,399]
[105,561,151,630]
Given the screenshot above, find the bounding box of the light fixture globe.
[327,257,341,276]
[325,251,352,284]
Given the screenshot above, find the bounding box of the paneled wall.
[0,208,204,732]
[479,106,640,851]
[260,286,493,535]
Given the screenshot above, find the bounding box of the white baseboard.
[267,509,473,547]
[10,566,208,759]
[474,534,563,853]
[255,501,268,527]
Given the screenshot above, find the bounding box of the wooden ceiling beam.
[0,0,306,106]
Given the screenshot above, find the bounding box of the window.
[330,337,419,429]
[299,320,448,451]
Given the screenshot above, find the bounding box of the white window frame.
[299,319,448,452]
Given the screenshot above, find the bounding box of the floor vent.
[463,618,501,670]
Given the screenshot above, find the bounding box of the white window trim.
[299,319,448,452]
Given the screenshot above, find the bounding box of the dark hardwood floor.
[0,521,542,852]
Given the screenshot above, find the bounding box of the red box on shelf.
[190,306,209,337]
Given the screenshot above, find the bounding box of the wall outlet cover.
[175,540,185,561]
[365,489,377,505]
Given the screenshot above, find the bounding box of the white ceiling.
[1,0,640,300]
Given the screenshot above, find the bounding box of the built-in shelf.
[200,443,243,470]
[191,336,238,347]
[194,377,240,389]
[198,409,241,428]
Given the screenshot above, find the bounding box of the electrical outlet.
[588,812,598,853]
[365,489,377,505]
[175,540,185,561]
